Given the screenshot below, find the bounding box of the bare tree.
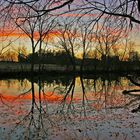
[77,20,96,72]
[56,19,80,71]
[5,0,74,17]
[9,4,57,71]
[94,17,125,57]
[82,0,140,25]
[0,0,74,63]
[56,17,98,72]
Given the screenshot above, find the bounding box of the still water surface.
[0,74,140,140]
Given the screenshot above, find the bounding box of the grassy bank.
[0,62,140,76]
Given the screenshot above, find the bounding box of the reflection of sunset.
[1,91,80,103]
[0,77,140,111]
[1,75,140,140]
[0,92,62,102]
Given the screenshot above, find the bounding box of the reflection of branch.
[12,88,32,101]
[131,105,140,113]
[80,75,92,117]
[123,89,140,96]
[8,78,53,139]
[0,94,11,108]
[122,89,140,113]
[61,77,75,109]
[121,75,140,113]
[109,97,140,109]
[107,84,140,110]
[54,75,76,117]
[127,75,140,86]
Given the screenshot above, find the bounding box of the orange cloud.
[0,28,61,42]
[0,28,27,38]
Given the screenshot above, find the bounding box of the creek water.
[0,74,140,140]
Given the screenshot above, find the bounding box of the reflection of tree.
[0,78,29,107]
[0,93,11,108]
[81,75,125,110]
[127,74,140,86]
[2,73,140,139]
[57,74,139,115]
[56,74,76,114]
[55,74,123,117]
[7,77,53,139]
[42,74,139,140]
[122,74,140,113]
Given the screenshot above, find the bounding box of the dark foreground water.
[0,74,140,140]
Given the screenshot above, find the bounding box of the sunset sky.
[1,27,139,54]
[0,0,140,55]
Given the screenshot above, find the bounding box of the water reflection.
[0,74,140,139]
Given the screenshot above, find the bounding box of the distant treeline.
[18,50,140,68]
[18,50,72,65]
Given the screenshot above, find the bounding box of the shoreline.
[0,62,140,77]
